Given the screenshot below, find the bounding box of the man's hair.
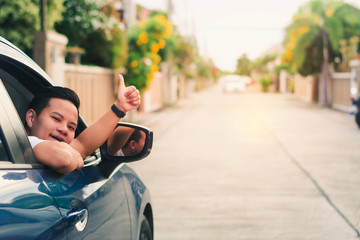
[28,86,80,115]
[124,129,143,148]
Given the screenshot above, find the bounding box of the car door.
[0,81,66,239]
[0,46,132,239]
[43,160,132,240]
[0,78,133,239]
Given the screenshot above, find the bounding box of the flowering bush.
[125,14,173,91]
[56,0,128,68]
[259,75,273,92]
[81,27,128,68]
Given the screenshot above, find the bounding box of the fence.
[289,71,351,112]
[142,72,164,112]
[293,75,317,103]
[63,64,176,124]
[33,31,199,125]
[331,72,351,112]
[64,64,116,124]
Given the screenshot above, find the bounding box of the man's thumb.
[118,74,125,92]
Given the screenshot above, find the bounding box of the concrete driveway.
[131,84,360,240]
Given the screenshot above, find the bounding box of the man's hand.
[115,74,141,113]
[70,74,141,160]
[33,141,84,174]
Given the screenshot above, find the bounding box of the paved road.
[131,83,360,240]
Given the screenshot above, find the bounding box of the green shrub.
[259,75,273,92]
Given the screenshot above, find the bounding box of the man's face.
[26,98,78,144]
[133,131,146,155]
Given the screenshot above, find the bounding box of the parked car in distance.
[0,36,154,240]
[222,75,251,93]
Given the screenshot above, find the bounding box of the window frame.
[0,80,38,168]
[0,40,97,170]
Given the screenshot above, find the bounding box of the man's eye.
[68,126,75,131]
[52,116,60,121]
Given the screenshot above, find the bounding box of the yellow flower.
[152,54,161,64]
[326,9,334,17]
[139,32,148,44]
[139,20,146,28]
[153,15,173,39]
[163,21,173,39]
[282,44,293,63]
[285,49,292,61]
[150,44,159,53]
[151,65,159,73]
[299,26,309,34]
[289,26,309,43]
[158,40,166,49]
[130,61,138,68]
[155,15,167,25]
[147,73,154,80]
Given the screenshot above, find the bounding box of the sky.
[133,0,360,72]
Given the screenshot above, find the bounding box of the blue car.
[0,36,154,239]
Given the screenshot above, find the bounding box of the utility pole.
[319,21,331,107]
[40,0,47,31]
[34,0,68,86]
[167,0,174,20]
[165,0,174,106]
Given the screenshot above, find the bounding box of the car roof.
[0,36,54,85]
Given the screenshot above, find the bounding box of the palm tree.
[283,0,360,106]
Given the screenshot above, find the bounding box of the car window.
[0,128,10,162]
[0,68,33,125]
[0,55,97,164]
[0,64,86,137]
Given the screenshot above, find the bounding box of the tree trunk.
[319,28,331,106]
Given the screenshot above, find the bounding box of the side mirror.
[99,122,153,177]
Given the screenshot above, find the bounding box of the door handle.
[67,209,88,232]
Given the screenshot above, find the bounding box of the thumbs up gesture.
[116,74,141,113]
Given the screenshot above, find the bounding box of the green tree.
[171,34,196,72]
[0,0,63,55]
[235,54,252,76]
[195,56,213,79]
[252,53,277,73]
[283,0,360,105]
[55,0,128,68]
[55,0,101,47]
[81,28,128,68]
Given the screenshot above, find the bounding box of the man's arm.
[70,74,141,158]
[107,127,135,156]
[32,141,84,174]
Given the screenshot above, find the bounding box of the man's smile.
[50,134,64,142]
